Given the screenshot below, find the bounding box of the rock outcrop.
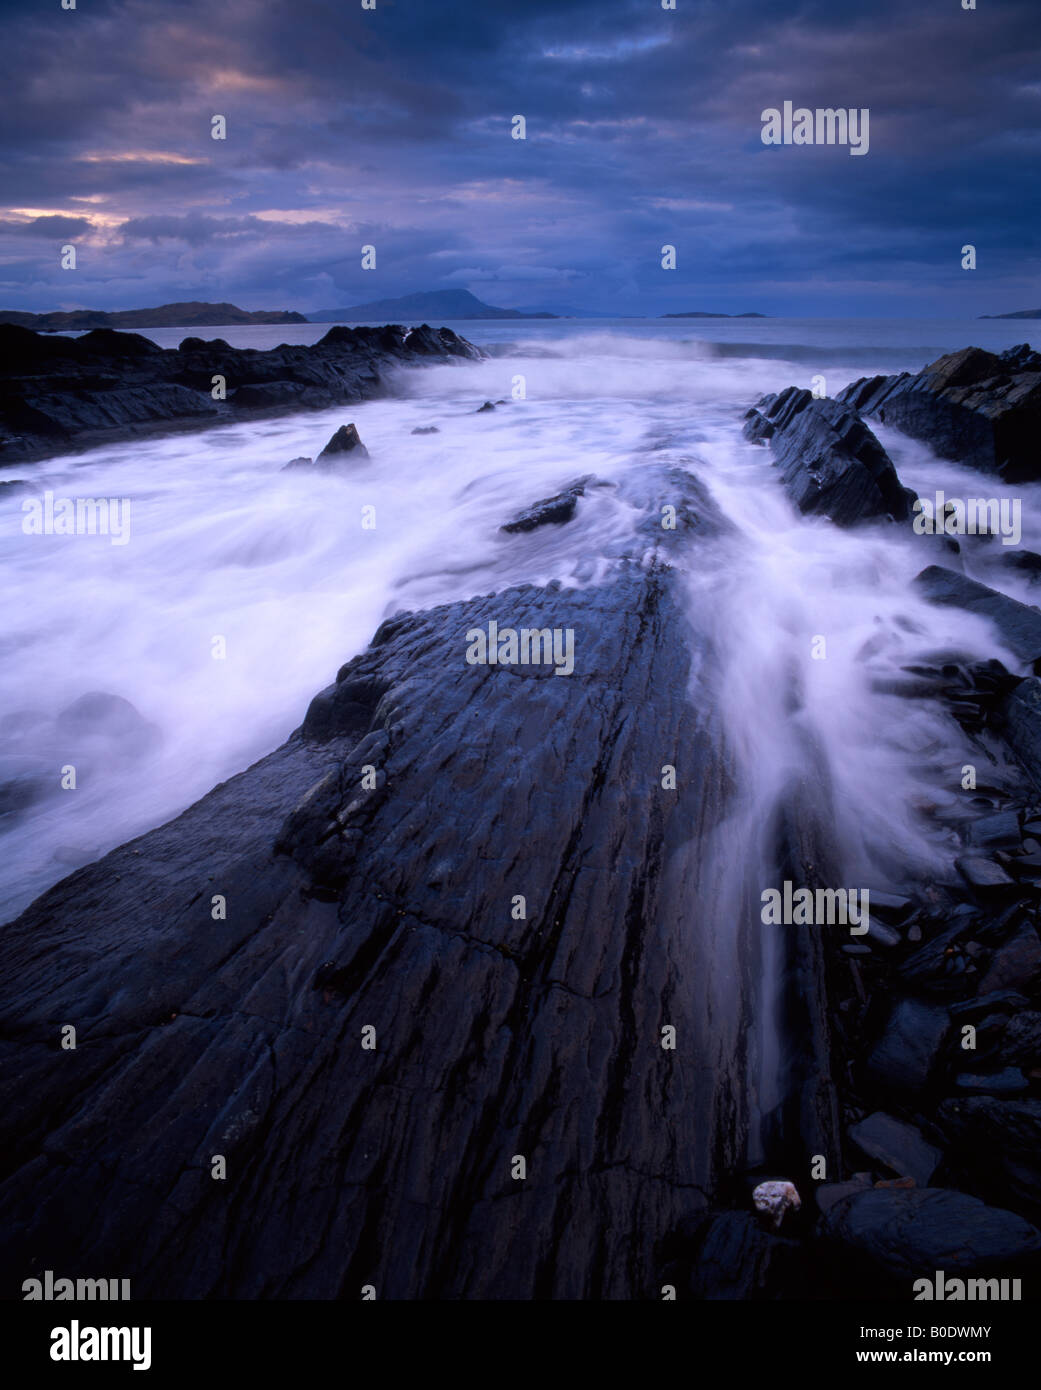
[743,388,915,525]
[838,344,1041,482]
[0,323,482,463]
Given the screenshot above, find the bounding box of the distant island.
[661,311,767,319]
[0,301,308,331]
[309,289,558,322]
[979,308,1041,320]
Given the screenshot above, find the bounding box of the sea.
[1,316,1038,922]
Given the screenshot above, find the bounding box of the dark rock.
[951,991,1030,1020]
[996,678,1041,790]
[955,854,1017,895]
[866,997,950,1093]
[998,1010,1041,1066]
[477,400,495,412]
[954,1069,1029,1095]
[0,322,482,462]
[816,1177,873,1213]
[54,691,160,761]
[410,426,439,435]
[978,922,1041,993]
[500,476,598,534]
[838,345,1041,482]
[1,527,827,1297]
[913,566,1041,670]
[939,1096,1041,1222]
[848,1112,942,1187]
[683,1212,804,1299]
[968,810,1022,850]
[742,388,915,525]
[819,1186,1041,1284]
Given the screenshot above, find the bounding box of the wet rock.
[410,425,439,435]
[866,997,950,1093]
[838,344,1041,483]
[500,476,597,534]
[956,855,1017,896]
[968,810,1022,850]
[476,400,495,412]
[0,554,795,1299]
[978,922,1041,993]
[848,1112,942,1187]
[0,322,482,462]
[819,1186,1041,1284]
[996,678,1041,790]
[742,388,915,526]
[54,691,160,761]
[914,566,1041,669]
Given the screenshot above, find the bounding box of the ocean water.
[0,316,1037,924]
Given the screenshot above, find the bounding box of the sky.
[0,0,1037,318]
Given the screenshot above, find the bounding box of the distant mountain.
[661,311,767,319]
[309,290,557,322]
[979,308,1041,320]
[0,301,308,331]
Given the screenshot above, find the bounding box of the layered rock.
[0,468,812,1299]
[0,323,482,463]
[742,388,915,526]
[838,344,1041,482]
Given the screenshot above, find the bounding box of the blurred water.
[0,319,1037,926]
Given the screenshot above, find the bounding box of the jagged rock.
[500,476,598,533]
[848,1113,942,1187]
[0,322,482,462]
[866,998,950,1093]
[913,566,1041,669]
[819,1187,1041,1285]
[477,400,495,412]
[838,344,1041,482]
[742,388,915,526]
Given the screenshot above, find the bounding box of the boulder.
[865,998,950,1094]
[743,389,915,526]
[819,1186,1041,1284]
[913,565,1041,669]
[848,1112,942,1187]
[838,344,1041,482]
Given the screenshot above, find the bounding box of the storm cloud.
[0,0,1036,315]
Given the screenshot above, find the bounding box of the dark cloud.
[0,0,1036,314]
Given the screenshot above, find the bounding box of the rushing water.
[0,316,1037,945]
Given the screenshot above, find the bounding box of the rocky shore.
[2,341,1041,1299]
[0,322,483,464]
